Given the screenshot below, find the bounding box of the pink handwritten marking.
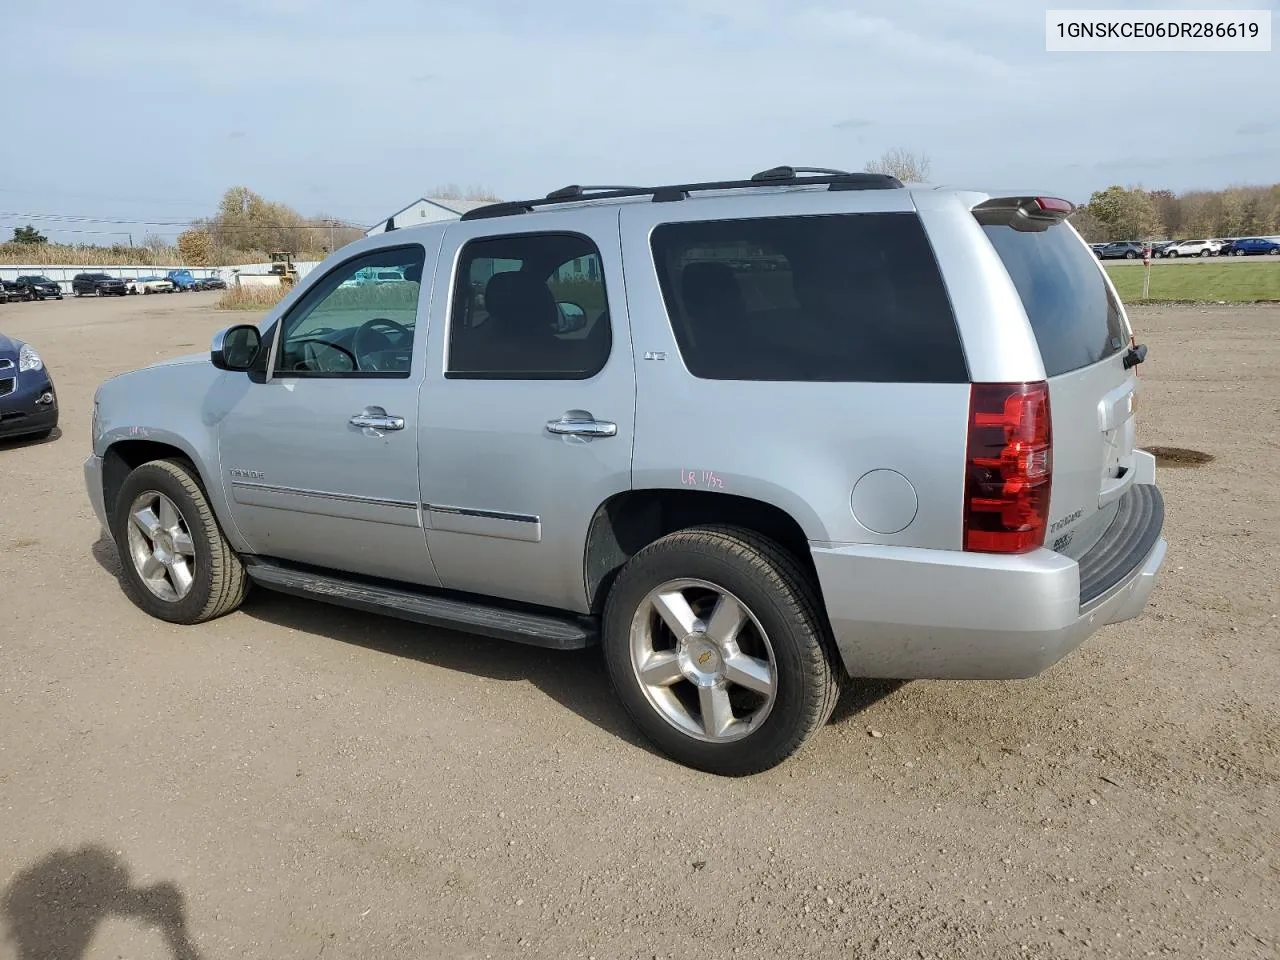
[680,469,724,490]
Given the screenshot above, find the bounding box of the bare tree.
[864,148,932,183]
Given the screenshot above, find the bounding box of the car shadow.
[0,426,62,452]
[89,536,909,756]
[1,844,203,960]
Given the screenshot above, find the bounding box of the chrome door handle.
[545,417,617,438]
[350,411,405,431]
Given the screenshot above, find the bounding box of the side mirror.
[555,301,587,334]
[211,324,263,371]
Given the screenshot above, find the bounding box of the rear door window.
[648,213,967,382]
[980,222,1127,377]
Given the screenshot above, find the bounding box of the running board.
[243,558,597,650]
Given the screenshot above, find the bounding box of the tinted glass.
[275,245,424,377]
[981,222,1127,377]
[649,213,967,382]
[447,232,611,379]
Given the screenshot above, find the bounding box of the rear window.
[981,222,1127,377]
[649,213,968,382]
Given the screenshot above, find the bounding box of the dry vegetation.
[0,243,188,266]
[215,285,288,310]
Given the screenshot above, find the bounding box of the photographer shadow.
[1,844,202,960]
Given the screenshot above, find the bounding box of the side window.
[446,232,611,379]
[273,245,425,378]
[649,213,968,383]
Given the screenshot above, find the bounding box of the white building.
[364,197,494,236]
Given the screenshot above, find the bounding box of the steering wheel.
[352,317,412,369]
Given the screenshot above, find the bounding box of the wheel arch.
[583,488,824,617]
[101,437,226,540]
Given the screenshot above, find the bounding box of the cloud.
[1,0,1274,227]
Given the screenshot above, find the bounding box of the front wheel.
[602,525,841,776]
[112,458,248,624]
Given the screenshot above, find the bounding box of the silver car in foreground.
[84,166,1167,775]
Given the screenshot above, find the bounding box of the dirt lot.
[1,293,1276,960]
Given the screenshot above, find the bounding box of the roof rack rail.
[459,167,905,221]
[750,165,850,181]
[544,184,647,200]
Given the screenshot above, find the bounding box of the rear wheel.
[112,458,248,624]
[602,525,840,776]
[1200,249,1210,257]
[1125,251,1136,259]
[1236,248,1245,256]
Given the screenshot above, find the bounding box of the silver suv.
[84,167,1167,775]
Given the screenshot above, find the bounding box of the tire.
[602,525,841,776]
[1167,250,1178,258]
[1200,249,1210,257]
[1236,249,1245,256]
[111,458,248,624]
[1125,251,1136,259]
[1270,248,1279,256]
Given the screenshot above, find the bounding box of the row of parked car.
[1090,237,1280,260]
[1,269,227,303]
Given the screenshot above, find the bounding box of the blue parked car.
[165,269,200,291]
[1228,237,1280,256]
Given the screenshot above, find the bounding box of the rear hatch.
[975,203,1139,561]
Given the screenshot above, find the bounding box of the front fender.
[93,361,252,552]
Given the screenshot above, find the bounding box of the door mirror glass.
[555,300,587,334]
[211,324,263,371]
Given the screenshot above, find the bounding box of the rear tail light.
[963,382,1052,554]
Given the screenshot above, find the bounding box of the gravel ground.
[0,294,1276,960]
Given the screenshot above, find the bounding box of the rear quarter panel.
[619,190,973,549]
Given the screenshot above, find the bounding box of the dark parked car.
[0,280,25,303]
[1149,240,1178,258]
[0,331,58,442]
[72,273,128,297]
[196,275,227,290]
[1096,241,1146,260]
[11,276,64,301]
[1229,237,1280,256]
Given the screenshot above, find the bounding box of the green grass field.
[1105,261,1280,303]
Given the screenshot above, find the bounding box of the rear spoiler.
[971,195,1075,233]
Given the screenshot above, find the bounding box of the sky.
[2,0,1276,245]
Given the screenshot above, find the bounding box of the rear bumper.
[811,483,1167,680]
